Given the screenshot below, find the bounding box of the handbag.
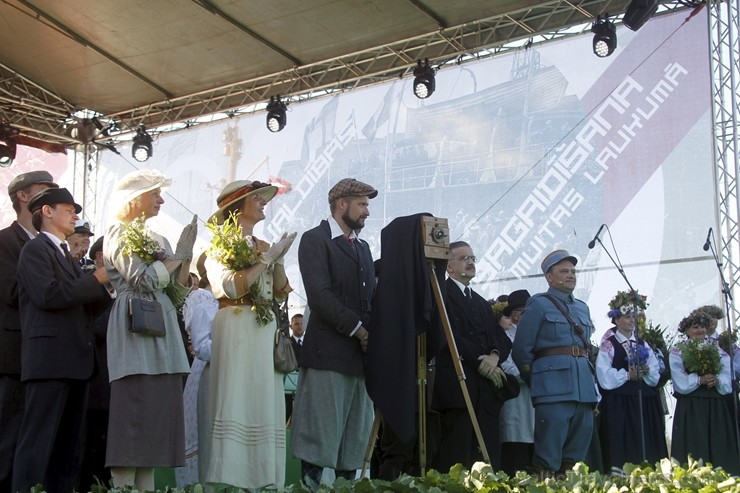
[273,297,298,373]
[128,298,166,337]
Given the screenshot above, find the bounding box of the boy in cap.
[0,170,57,493]
[12,188,112,493]
[511,250,598,475]
[292,178,377,488]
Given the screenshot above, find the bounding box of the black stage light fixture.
[623,0,660,31]
[413,59,436,99]
[0,124,19,168]
[266,96,287,133]
[132,125,153,162]
[592,16,617,58]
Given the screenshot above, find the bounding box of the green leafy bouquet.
[639,320,672,386]
[120,214,166,264]
[206,211,273,326]
[678,338,722,376]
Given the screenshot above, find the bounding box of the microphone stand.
[705,235,740,458]
[593,235,647,462]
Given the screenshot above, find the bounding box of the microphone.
[588,224,606,249]
[703,227,712,251]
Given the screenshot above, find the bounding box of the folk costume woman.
[104,170,197,490]
[204,180,295,490]
[670,311,739,474]
[596,291,667,472]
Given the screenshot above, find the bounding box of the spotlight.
[623,0,659,31]
[132,125,153,162]
[591,16,617,58]
[266,96,287,133]
[413,59,436,99]
[0,124,18,168]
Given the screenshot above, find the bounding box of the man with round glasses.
[431,241,512,472]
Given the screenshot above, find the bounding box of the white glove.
[273,232,297,264]
[172,215,198,261]
[260,232,295,265]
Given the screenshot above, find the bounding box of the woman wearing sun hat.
[595,291,666,472]
[104,169,197,490]
[203,180,296,490]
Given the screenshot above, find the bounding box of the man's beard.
[342,211,365,231]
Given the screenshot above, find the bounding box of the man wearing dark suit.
[12,188,112,493]
[432,241,512,472]
[0,170,58,493]
[290,313,305,359]
[291,178,377,489]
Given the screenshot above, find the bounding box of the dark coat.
[432,278,512,411]
[291,336,303,361]
[0,221,31,375]
[297,220,375,376]
[366,213,446,443]
[17,234,111,381]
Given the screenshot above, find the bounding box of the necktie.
[61,244,78,272]
[298,338,302,346]
[464,286,473,304]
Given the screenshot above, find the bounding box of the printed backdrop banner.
[41,8,712,338]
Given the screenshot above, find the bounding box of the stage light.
[266,96,287,133]
[0,124,18,167]
[592,16,617,58]
[413,59,436,99]
[623,0,659,31]
[132,125,153,162]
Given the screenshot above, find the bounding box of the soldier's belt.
[534,346,587,359]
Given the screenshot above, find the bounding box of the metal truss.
[70,144,100,225]
[104,0,635,139]
[708,0,740,328]
[1,0,700,147]
[0,61,79,145]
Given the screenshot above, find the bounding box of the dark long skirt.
[599,390,667,470]
[671,387,739,475]
[106,374,185,468]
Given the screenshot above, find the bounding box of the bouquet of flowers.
[639,321,672,386]
[120,214,166,264]
[678,338,722,376]
[717,331,739,356]
[206,211,273,326]
[626,343,651,367]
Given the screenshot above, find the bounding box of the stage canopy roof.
[0,0,669,149]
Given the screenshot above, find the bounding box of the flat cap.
[74,219,94,236]
[7,170,58,196]
[541,249,577,274]
[328,178,377,203]
[28,187,81,214]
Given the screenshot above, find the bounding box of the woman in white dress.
[204,180,295,490]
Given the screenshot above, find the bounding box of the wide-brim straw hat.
[111,169,172,210]
[209,180,278,224]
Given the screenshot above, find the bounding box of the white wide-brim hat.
[112,169,172,208]
[209,179,278,224]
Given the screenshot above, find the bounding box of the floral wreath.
[607,289,648,319]
[490,301,508,319]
